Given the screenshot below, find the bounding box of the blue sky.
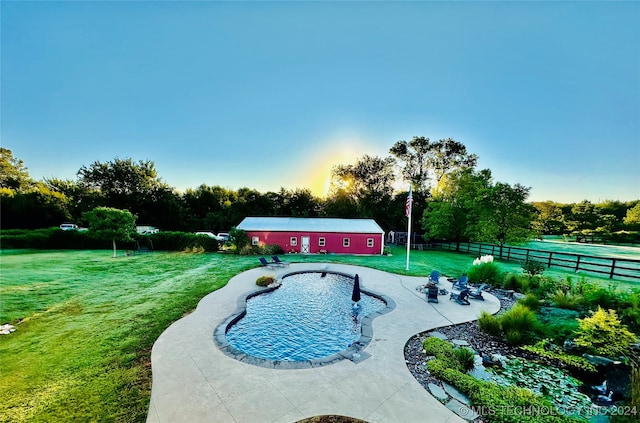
[2,1,639,203]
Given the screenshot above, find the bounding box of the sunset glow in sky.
[3,1,639,202]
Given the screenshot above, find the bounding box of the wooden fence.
[427,241,640,281]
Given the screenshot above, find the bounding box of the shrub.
[147,231,218,252]
[521,340,597,373]
[522,259,546,277]
[501,273,521,290]
[534,307,580,344]
[256,276,275,287]
[423,337,462,371]
[454,347,476,372]
[499,304,537,344]
[505,329,523,346]
[518,293,541,311]
[548,290,581,310]
[467,261,502,286]
[478,311,502,336]
[574,306,637,357]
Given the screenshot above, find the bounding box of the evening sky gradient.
[2,1,639,202]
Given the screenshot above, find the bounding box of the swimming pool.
[215,271,393,368]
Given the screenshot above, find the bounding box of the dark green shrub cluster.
[237,244,285,256]
[478,311,502,336]
[454,347,476,372]
[522,259,546,277]
[548,290,581,310]
[535,307,580,344]
[518,293,541,311]
[1,227,107,249]
[256,276,275,287]
[423,337,576,423]
[467,262,502,286]
[145,232,218,252]
[477,305,538,346]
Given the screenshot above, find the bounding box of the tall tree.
[421,169,492,250]
[390,136,477,195]
[0,148,32,191]
[329,154,396,220]
[83,207,136,257]
[472,181,534,258]
[531,201,567,236]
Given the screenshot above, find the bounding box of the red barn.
[236,217,385,255]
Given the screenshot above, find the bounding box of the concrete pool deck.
[146,263,501,423]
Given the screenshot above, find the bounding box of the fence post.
[548,252,552,268]
[610,259,616,279]
[575,255,581,272]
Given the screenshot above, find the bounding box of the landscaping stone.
[429,331,448,340]
[0,324,16,335]
[442,382,470,405]
[427,382,448,401]
[445,398,478,421]
[451,339,469,347]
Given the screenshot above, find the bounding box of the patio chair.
[259,257,277,269]
[428,270,440,284]
[426,285,439,303]
[271,256,290,267]
[451,275,469,290]
[450,288,471,305]
[469,284,487,301]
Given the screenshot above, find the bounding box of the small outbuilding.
[236,217,385,255]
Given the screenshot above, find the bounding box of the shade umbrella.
[351,274,361,303]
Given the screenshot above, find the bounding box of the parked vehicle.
[217,233,229,242]
[60,223,79,231]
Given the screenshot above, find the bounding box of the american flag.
[405,186,413,218]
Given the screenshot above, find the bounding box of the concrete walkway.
[146,263,500,423]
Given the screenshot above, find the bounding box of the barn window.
[252,236,259,246]
[318,237,325,247]
[367,238,374,248]
[343,238,350,247]
[290,237,297,246]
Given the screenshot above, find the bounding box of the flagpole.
[406,186,413,271]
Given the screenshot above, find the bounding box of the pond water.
[225,272,386,361]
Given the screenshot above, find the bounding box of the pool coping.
[213,270,396,369]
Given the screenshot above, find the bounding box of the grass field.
[0,247,636,422]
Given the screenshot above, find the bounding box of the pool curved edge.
[213,271,396,369]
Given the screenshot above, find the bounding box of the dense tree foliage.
[2,147,638,246]
[83,207,136,257]
[390,136,478,196]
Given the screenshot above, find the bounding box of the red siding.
[245,230,383,255]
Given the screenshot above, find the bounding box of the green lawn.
[0,247,635,422]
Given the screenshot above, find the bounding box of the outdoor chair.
[271,256,290,267]
[428,270,440,284]
[426,285,439,303]
[469,284,487,301]
[259,257,277,269]
[451,275,469,290]
[450,288,471,305]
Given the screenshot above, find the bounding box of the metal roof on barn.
[237,217,384,234]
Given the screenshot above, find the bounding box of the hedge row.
[0,228,219,252]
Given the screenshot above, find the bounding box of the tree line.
[2,141,638,247]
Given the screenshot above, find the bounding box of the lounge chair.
[271,256,290,267]
[451,275,469,290]
[259,257,277,269]
[469,284,487,301]
[428,270,440,284]
[426,285,439,303]
[450,288,471,305]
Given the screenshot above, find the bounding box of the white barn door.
[301,236,310,253]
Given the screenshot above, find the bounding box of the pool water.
[225,272,386,361]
